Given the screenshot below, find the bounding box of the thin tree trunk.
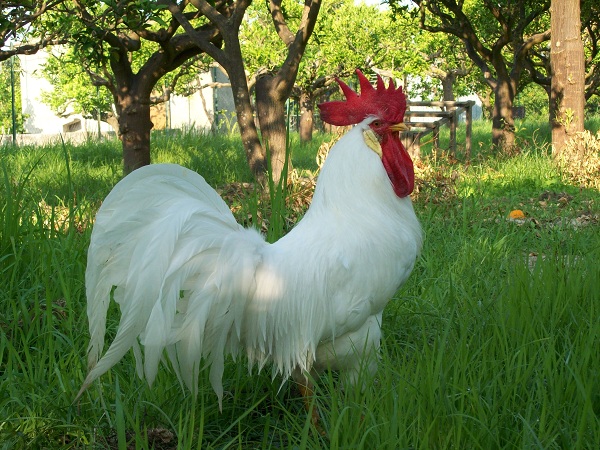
[168,0,267,183]
[226,56,266,182]
[441,73,455,102]
[491,76,516,151]
[117,88,153,174]
[299,90,314,143]
[253,0,321,185]
[256,74,290,181]
[550,0,585,155]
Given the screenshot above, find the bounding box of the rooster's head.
[318,70,414,198]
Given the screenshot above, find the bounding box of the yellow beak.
[389,122,409,132]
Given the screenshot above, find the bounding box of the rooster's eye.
[372,120,381,127]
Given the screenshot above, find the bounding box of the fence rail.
[401,100,475,160]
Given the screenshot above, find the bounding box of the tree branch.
[274,0,322,92]
[269,0,295,46]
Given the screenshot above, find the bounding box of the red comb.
[318,69,406,126]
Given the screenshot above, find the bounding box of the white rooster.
[79,70,422,422]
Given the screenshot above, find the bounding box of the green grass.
[1,121,599,449]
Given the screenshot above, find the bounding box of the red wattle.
[381,134,414,198]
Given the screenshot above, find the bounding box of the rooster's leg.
[292,371,326,436]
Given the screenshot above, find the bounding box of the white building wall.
[19,51,113,135]
[16,51,230,137]
[19,51,62,134]
[168,72,215,131]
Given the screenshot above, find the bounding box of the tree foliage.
[40,47,116,131]
[386,8,482,103]
[242,0,401,141]
[39,0,223,174]
[0,0,68,61]
[398,0,551,151]
[39,43,212,134]
[240,0,477,141]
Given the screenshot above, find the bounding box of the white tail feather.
[79,164,265,407]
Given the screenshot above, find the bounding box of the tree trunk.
[441,72,456,102]
[550,0,585,155]
[299,90,314,143]
[225,56,266,183]
[173,0,320,184]
[103,113,120,135]
[256,74,290,183]
[252,0,321,185]
[477,90,493,120]
[117,88,153,174]
[491,76,516,151]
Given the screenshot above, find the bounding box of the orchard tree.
[252,0,321,178]
[380,7,476,102]
[170,0,322,183]
[296,3,476,139]
[581,0,600,102]
[402,0,551,151]
[511,0,599,116]
[506,0,600,111]
[166,0,264,178]
[4,0,323,182]
[550,0,585,154]
[294,0,412,141]
[0,0,67,62]
[40,45,212,135]
[0,2,56,136]
[241,0,400,142]
[45,0,224,174]
[416,31,475,102]
[295,0,431,140]
[40,47,118,133]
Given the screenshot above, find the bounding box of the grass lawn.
[1,119,599,449]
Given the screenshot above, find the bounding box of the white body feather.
[82,118,422,406]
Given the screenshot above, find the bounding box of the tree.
[39,44,212,135]
[416,31,475,102]
[253,0,321,177]
[0,1,67,62]
[45,0,224,174]
[550,0,585,154]
[509,0,599,117]
[0,1,65,138]
[403,0,551,151]
[241,0,399,143]
[170,0,322,183]
[581,1,600,102]
[5,0,323,182]
[4,1,225,171]
[166,0,265,178]
[385,10,483,107]
[40,46,118,133]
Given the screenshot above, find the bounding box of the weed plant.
[0,120,598,449]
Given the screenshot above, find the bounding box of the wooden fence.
[401,100,475,160]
